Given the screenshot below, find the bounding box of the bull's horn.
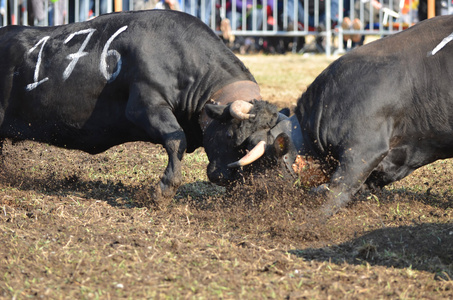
[228,140,266,168]
[230,100,255,120]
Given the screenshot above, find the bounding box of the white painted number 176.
[26,25,128,91]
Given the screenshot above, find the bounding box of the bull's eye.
[227,130,233,139]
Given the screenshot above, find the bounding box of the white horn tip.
[227,140,267,168]
[227,161,242,168]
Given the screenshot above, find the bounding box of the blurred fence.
[1,0,452,55]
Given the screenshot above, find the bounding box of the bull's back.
[297,15,453,156]
[3,11,213,116]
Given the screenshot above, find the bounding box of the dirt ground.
[0,55,452,299]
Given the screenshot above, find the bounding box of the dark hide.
[0,10,289,204]
[287,15,453,215]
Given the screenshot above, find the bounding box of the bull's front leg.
[126,101,186,207]
[317,142,390,217]
[156,130,187,202]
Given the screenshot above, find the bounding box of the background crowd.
[0,0,452,53]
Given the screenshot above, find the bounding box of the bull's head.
[202,99,298,185]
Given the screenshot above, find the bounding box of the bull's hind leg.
[126,101,187,206]
[365,146,420,190]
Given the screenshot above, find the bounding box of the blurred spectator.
[342,0,382,49]
[131,0,157,10]
[28,0,66,26]
[220,0,275,53]
[286,0,339,29]
[283,0,338,53]
[79,0,107,21]
[0,0,5,24]
[354,0,382,24]
[5,0,14,24]
[220,17,234,44]
[28,0,46,25]
[341,15,362,46]
[154,0,180,10]
[49,0,66,25]
[79,0,90,20]
[418,0,442,20]
[182,0,212,25]
[227,0,273,30]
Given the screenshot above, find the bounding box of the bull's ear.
[205,104,233,121]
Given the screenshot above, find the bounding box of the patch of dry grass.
[239,54,335,108]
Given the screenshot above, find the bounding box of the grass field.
[0,54,452,299]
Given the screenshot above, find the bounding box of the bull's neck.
[199,80,262,133]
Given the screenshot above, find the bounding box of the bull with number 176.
[0,10,294,205]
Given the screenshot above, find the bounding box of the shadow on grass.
[0,167,227,210]
[290,222,453,280]
[388,188,453,210]
[0,168,154,208]
[358,186,453,211]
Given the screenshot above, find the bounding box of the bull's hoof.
[319,193,350,217]
[310,183,330,194]
[310,184,351,217]
[319,202,342,217]
[152,182,176,209]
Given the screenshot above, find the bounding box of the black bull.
[280,15,453,216]
[0,10,293,203]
